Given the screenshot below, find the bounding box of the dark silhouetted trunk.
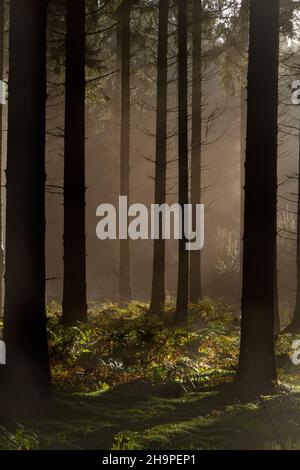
[189,0,202,303]
[175,0,189,323]
[150,0,169,315]
[237,2,280,335]
[0,0,4,312]
[62,0,87,325]
[119,0,131,303]
[3,0,51,403]
[239,0,248,296]
[237,0,279,394]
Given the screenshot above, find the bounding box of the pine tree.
[0,0,4,312]
[189,0,202,303]
[283,110,300,333]
[175,0,189,323]
[62,0,88,325]
[3,0,52,403]
[149,0,169,315]
[119,0,132,303]
[237,0,279,394]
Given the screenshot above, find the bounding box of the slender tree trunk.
[0,0,4,314]
[150,0,169,315]
[274,255,280,335]
[239,0,248,306]
[175,0,189,323]
[119,0,131,303]
[3,0,51,402]
[284,113,300,333]
[240,86,247,274]
[189,0,202,303]
[62,0,87,325]
[237,0,279,394]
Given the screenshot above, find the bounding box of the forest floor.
[1,300,300,450]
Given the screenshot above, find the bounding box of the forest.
[1,0,300,454]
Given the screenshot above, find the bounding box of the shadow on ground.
[1,380,299,450]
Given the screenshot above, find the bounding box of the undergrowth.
[1,299,300,450]
[47,299,239,392]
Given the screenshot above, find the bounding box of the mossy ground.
[1,299,300,450]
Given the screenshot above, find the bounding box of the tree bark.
[237,0,279,394]
[62,0,87,325]
[189,0,202,303]
[119,0,132,303]
[175,0,189,323]
[149,0,169,315]
[238,0,248,307]
[3,0,52,402]
[0,0,4,314]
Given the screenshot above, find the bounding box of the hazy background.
[23,3,300,326]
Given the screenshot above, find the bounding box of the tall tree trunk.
[189,0,202,303]
[119,0,131,303]
[149,0,169,315]
[237,0,279,394]
[239,0,248,305]
[240,86,247,274]
[62,0,87,325]
[3,0,51,402]
[284,113,300,333]
[175,0,189,323]
[0,0,4,314]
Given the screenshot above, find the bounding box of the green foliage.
[112,431,141,450]
[1,300,300,450]
[0,426,39,450]
[47,299,237,392]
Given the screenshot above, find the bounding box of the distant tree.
[189,0,202,303]
[3,0,52,403]
[119,0,132,303]
[149,0,169,315]
[283,114,300,333]
[175,0,189,323]
[236,0,279,394]
[62,0,88,325]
